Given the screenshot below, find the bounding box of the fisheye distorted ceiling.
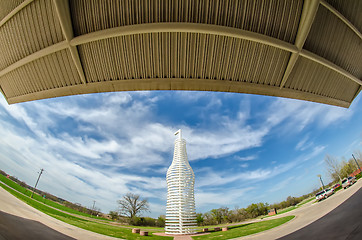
[0,0,361,107]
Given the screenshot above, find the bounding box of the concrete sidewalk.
[154,232,210,240]
[231,179,362,239]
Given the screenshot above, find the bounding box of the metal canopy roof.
[0,0,361,107]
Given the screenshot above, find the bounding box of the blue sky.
[0,91,361,217]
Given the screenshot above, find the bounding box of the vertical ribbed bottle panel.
[165,138,196,234]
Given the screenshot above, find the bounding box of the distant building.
[268,208,277,216]
[350,168,361,177]
[165,130,196,235]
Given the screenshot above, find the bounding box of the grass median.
[192,215,295,240]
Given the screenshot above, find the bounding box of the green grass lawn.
[262,197,315,219]
[297,197,315,206]
[0,182,171,239]
[0,174,106,219]
[0,183,86,221]
[47,214,171,240]
[276,206,297,215]
[0,174,32,196]
[192,216,294,240]
[278,198,314,214]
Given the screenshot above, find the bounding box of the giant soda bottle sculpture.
[165,129,196,234]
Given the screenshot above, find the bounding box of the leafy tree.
[220,207,232,223]
[210,208,223,224]
[118,192,149,218]
[109,211,119,220]
[202,212,214,225]
[245,202,268,218]
[209,207,230,224]
[229,207,247,223]
[286,196,298,206]
[156,215,166,227]
[340,159,356,178]
[196,213,204,226]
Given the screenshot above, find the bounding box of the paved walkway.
[231,179,362,239]
[154,232,210,240]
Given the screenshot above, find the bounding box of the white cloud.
[268,177,295,193]
[173,91,210,102]
[265,98,354,132]
[195,187,254,208]
[234,155,257,161]
[295,135,314,151]
[0,93,173,214]
[240,163,249,168]
[195,145,325,189]
[185,125,268,161]
[196,168,271,188]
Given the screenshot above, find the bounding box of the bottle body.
[165,138,196,234]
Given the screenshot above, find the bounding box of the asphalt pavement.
[0,210,75,240]
[278,187,362,240]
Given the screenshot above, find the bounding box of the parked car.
[333,183,341,189]
[325,188,334,197]
[341,176,356,189]
[349,176,357,183]
[316,190,326,201]
[315,188,334,201]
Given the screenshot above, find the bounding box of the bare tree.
[118,192,149,218]
[353,150,362,165]
[324,154,342,182]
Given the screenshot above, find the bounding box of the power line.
[31,168,44,198]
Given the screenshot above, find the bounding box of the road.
[0,210,75,240]
[278,187,362,240]
[233,178,362,240]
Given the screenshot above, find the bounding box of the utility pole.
[352,154,361,173]
[92,200,96,216]
[31,168,44,198]
[317,174,325,190]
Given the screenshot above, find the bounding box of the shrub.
[156,216,165,227]
[109,211,119,220]
[129,216,158,226]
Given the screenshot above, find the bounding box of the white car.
[315,189,333,201]
[342,177,356,189]
[324,188,334,197]
[316,190,327,201]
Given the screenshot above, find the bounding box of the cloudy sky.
[0,90,361,217]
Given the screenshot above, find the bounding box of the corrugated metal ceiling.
[0,0,361,107]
